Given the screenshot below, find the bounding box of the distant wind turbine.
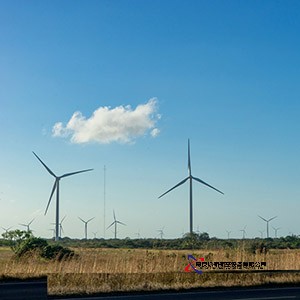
[135,230,141,239]
[226,230,231,239]
[52,215,66,239]
[33,151,93,241]
[2,227,12,234]
[272,226,281,238]
[19,219,34,232]
[258,230,264,239]
[107,210,125,239]
[49,228,55,239]
[258,215,277,238]
[157,227,165,239]
[158,139,223,235]
[240,226,247,239]
[78,217,95,240]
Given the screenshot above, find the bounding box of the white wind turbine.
[158,139,223,234]
[107,210,125,239]
[258,215,277,238]
[157,227,165,239]
[78,217,95,240]
[240,226,247,239]
[33,152,93,241]
[19,219,34,232]
[2,226,12,234]
[272,226,281,238]
[52,215,66,239]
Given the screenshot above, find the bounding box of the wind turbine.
[259,230,264,239]
[135,230,141,239]
[272,226,281,238]
[157,227,165,239]
[49,228,55,239]
[107,210,125,239]
[78,217,95,240]
[32,151,93,241]
[19,219,34,232]
[52,215,66,239]
[258,215,277,238]
[226,230,231,239]
[240,226,247,239]
[158,139,223,235]
[2,227,12,234]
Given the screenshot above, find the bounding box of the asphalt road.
[54,287,300,300]
[0,278,47,300]
[1,279,300,300]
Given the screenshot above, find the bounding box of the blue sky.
[1,0,300,239]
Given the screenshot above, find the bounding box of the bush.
[18,237,75,260]
[3,230,75,260]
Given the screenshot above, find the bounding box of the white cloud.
[52,98,161,144]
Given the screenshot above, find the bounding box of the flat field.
[0,247,300,296]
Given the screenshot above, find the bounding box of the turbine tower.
[258,215,277,238]
[107,210,125,239]
[158,139,223,234]
[78,217,95,240]
[19,219,34,232]
[33,151,93,241]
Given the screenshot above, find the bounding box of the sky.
[0,0,300,240]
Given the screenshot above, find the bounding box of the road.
[0,278,47,300]
[1,279,300,299]
[53,286,300,300]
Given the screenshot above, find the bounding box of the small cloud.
[52,98,161,144]
[151,128,160,137]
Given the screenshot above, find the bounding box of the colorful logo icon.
[184,254,204,274]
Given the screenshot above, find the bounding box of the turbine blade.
[28,219,35,226]
[113,210,116,221]
[258,215,267,222]
[117,221,126,226]
[87,217,95,223]
[192,176,224,194]
[60,169,93,178]
[78,217,85,223]
[269,216,277,222]
[158,177,189,198]
[188,139,191,174]
[32,152,56,177]
[45,181,57,215]
[61,215,66,223]
[106,221,115,229]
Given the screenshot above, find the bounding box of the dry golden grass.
[1,247,300,295]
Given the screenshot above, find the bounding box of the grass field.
[0,246,300,295]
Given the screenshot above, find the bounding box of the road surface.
[53,286,300,300]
